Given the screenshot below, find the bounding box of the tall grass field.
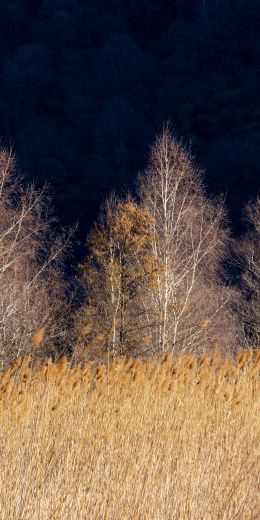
[0,349,259,519]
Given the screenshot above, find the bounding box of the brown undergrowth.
[0,349,259,519]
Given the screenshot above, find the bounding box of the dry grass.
[0,349,259,519]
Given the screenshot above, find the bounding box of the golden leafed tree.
[76,197,159,360]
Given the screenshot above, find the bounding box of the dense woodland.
[0,0,259,243]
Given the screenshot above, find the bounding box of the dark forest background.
[0,0,259,260]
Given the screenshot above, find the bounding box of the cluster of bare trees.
[76,130,243,360]
[0,148,72,368]
[0,130,258,367]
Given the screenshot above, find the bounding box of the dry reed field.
[0,349,259,519]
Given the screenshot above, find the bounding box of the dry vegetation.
[0,148,73,367]
[0,349,259,519]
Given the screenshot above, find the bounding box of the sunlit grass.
[0,349,259,519]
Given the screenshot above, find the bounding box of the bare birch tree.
[236,197,260,347]
[137,128,238,355]
[0,148,73,367]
